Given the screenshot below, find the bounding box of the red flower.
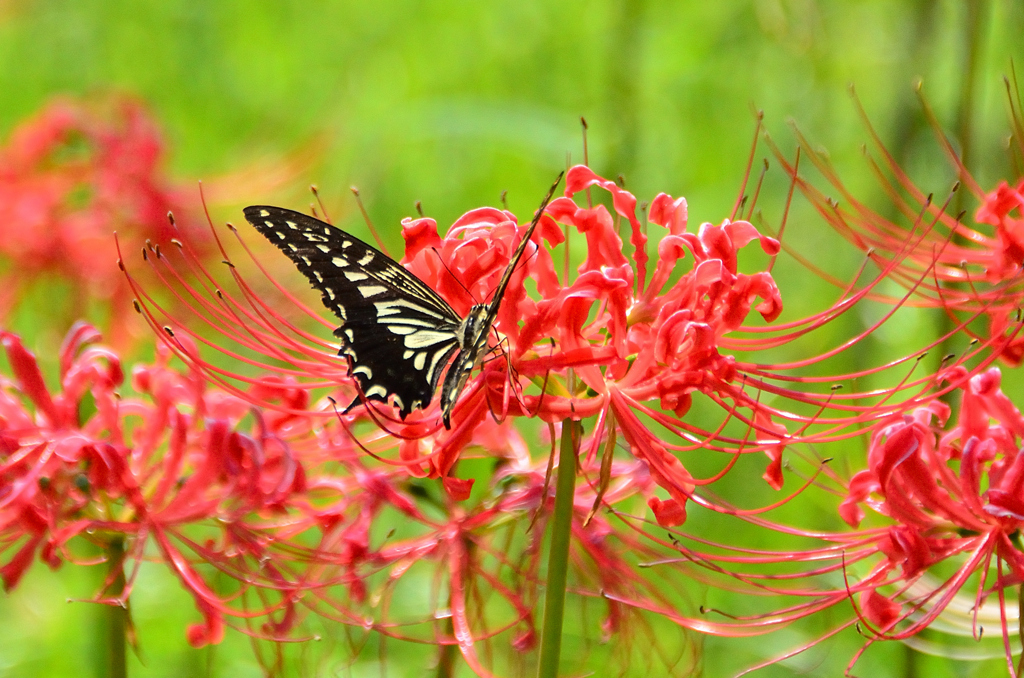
[838,366,1024,671]
[129,151,996,535]
[0,97,212,345]
[765,93,1024,365]
[299,416,701,675]
[109,115,1024,675]
[976,178,1024,278]
[132,165,812,514]
[0,324,312,646]
[0,327,696,671]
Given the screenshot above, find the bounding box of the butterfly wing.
[243,205,463,418]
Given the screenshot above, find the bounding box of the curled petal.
[564,165,647,290]
[861,589,901,630]
[648,496,687,527]
[648,192,688,235]
[1,333,61,426]
[399,216,441,262]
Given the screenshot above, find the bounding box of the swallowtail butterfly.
[243,173,562,429]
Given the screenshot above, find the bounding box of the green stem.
[537,419,580,678]
[953,0,990,190]
[107,536,128,678]
[1016,583,1024,676]
[436,595,457,678]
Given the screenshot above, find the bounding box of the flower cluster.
[0,321,710,674]
[135,156,968,536]
[398,166,786,508]
[0,97,213,344]
[109,141,1019,674]
[0,323,309,646]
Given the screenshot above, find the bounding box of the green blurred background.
[1,1,1023,676]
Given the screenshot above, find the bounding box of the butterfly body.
[243,173,560,429]
[440,302,493,426]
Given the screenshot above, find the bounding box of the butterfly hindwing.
[243,206,463,418]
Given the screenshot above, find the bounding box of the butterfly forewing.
[243,206,463,418]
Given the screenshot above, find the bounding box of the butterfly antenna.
[310,184,332,224]
[350,185,392,258]
[486,171,564,306]
[431,247,478,303]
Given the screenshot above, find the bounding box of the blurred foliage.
[0,1,1023,677]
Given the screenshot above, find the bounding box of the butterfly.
[243,172,562,429]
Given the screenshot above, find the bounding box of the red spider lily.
[976,178,1024,281]
[398,165,785,432]
[0,97,212,344]
[111,131,1024,675]
[764,87,1024,365]
[835,366,1024,675]
[621,365,1024,676]
[124,155,1005,532]
[0,323,314,646]
[125,166,786,506]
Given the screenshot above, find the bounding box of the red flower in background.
[976,178,1024,279]
[0,97,212,344]
[301,426,695,677]
[766,92,1024,365]
[838,366,1024,673]
[0,322,696,671]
